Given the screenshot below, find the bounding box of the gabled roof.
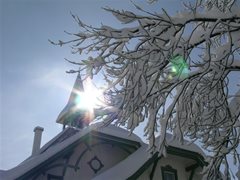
[156,134,205,156]
[1,123,206,180]
[0,123,142,180]
[92,133,206,180]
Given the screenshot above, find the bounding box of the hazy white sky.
[0,0,183,170]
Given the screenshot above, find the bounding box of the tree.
[50,0,240,179]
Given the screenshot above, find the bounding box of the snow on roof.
[94,123,142,142]
[1,123,205,180]
[159,133,205,157]
[39,127,79,153]
[0,170,6,179]
[92,133,205,180]
[0,123,142,180]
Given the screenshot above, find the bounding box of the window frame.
[47,174,63,180]
[161,165,178,180]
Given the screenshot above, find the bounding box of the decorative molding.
[127,146,207,180]
[17,131,140,180]
[127,152,159,180]
[149,155,161,180]
[166,146,207,167]
[186,163,199,180]
[74,135,138,170]
[90,131,141,150]
[87,156,104,174]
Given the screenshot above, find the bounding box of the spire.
[68,72,84,105]
[56,73,90,129]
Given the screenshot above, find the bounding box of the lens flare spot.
[170,55,189,79]
[171,66,177,73]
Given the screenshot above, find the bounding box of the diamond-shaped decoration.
[87,156,104,174]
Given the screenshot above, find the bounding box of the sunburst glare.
[75,78,105,111]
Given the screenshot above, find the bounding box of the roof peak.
[56,73,90,129]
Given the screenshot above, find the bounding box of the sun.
[74,78,104,111]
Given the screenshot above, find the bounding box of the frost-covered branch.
[52,0,240,178]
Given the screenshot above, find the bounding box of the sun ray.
[75,78,105,111]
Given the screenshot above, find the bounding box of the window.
[47,174,63,180]
[161,165,178,180]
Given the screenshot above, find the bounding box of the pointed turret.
[68,72,84,105]
[56,73,90,129]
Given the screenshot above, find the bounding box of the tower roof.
[68,72,84,105]
[56,73,90,128]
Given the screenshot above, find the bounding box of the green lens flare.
[170,56,189,79]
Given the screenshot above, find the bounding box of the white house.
[0,74,206,180]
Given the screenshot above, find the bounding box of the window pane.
[163,171,175,180]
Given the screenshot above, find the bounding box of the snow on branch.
[52,0,240,179]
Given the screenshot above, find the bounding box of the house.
[0,74,206,180]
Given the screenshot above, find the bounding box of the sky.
[0,0,239,175]
[0,0,184,170]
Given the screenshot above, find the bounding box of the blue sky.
[1,0,239,174]
[0,0,183,170]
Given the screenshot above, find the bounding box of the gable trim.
[16,131,141,180]
[127,146,206,180]
[127,152,159,180]
[167,146,207,167]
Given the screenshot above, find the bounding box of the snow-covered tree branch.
[51,0,240,179]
